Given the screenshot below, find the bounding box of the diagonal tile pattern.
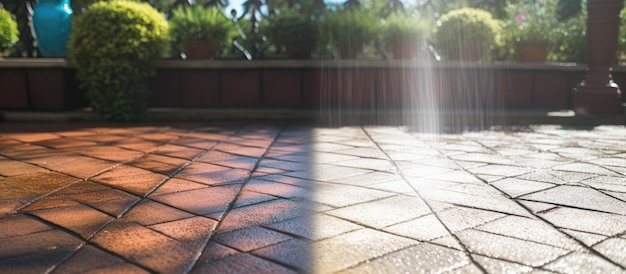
[0,123,626,273]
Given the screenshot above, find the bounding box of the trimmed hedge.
[68,0,169,122]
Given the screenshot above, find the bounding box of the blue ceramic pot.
[32,0,73,57]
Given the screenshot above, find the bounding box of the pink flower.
[516,12,526,23]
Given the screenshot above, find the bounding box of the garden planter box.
[0,59,83,111]
[2,58,621,114]
[0,69,29,110]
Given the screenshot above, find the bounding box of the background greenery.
[0,0,623,63]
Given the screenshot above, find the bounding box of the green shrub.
[549,7,586,63]
[169,5,235,57]
[433,8,500,60]
[322,8,380,59]
[265,8,320,59]
[0,7,19,51]
[383,13,429,44]
[68,0,169,122]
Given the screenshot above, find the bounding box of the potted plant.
[433,8,500,61]
[0,7,19,57]
[68,0,169,122]
[322,8,380,59]
[265,8,320,59]
[382,12,429,59]
[169,5,235,60]
[504,1,556,62]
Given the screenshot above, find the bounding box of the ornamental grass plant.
[169,5,235,59]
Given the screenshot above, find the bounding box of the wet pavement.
[0,122,625,273]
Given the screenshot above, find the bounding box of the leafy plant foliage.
[322,8,380,58]
[0,7,19,51]
[433,8,500,60]
[68,0,169,122]
[264,8,320,59]
[169,5,235,56]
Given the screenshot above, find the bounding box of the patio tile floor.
[0,122,625,273]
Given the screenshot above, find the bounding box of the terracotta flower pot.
[185,41,215,60]
[517,45,547,62]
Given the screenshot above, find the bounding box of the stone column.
[574,0,623,115]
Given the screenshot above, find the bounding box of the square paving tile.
[311,228,418,273]
[340,243,470,274]
[0,229,83,259]
[3,171,79,195]
[252,238,312,272]
[0,160,47,177]
[176,168,251,186]
[490,178,555,198]
[149,216,217,252]
[328,171,402,186]
[173,137,217,150]
[194,252,297,274]
[543,252,624,273]
[383,214,451,241]
[264,213,363,241]
[93,172,167,196]
[326,195,431,229]
[0,248,76,274]
[0,214,52,238]
[29,204,114,239]
[471,254,533,273]
[92,221,196,273]
[24,152,82,167]
[310,183,395,208]
[258,159,308,172]
[153,144,204,160]
[456,229,568,267]
[214,225,292,252]
[475,215,582,251]
[217,199,311,233]
[47,157,117,179]
[436,206,506,232]
[286,165,371,182]
[420,188,532,218]
[592,237,626,267]
[129,154,189,176]
[468,164,531,177]
[150,185,240,215]
[243,179,311,200]
[114,137,162,153]
[198,242,239,263]
[213,143,268,158]
[232,188,278,208]
[331,158,396,172]
[54,245,149,274]
[520,185,626,215]
[150,178,207,196]
[70,145,145,162]
[121,200,194,225]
